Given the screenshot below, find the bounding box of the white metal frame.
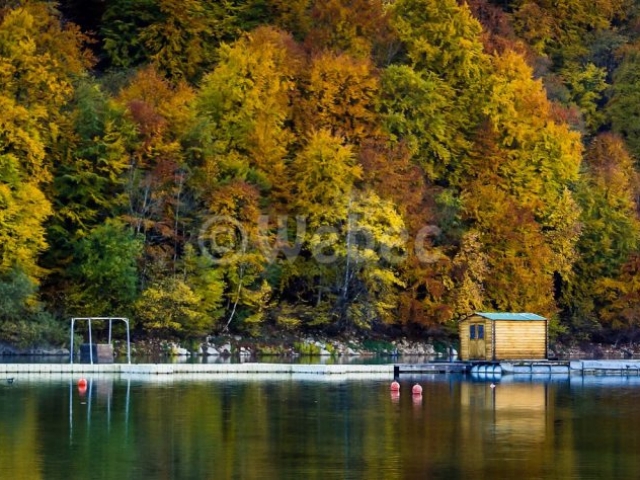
[70,317,131,364]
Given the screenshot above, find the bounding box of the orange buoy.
[412,383,423,395]
[390,380,400,392]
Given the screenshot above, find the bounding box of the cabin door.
[468,323,486,360]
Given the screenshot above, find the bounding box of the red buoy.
[77,378,88,395]
[412,383,423,395]
[390,381,400,392]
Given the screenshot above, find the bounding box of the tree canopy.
[2,0,640,345]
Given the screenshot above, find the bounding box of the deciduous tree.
[293,52,379,145]
[195,27,300,205]
[563,133,640,334]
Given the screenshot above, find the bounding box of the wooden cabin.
[458,312,547,361]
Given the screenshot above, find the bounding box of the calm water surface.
[1,374,639,479]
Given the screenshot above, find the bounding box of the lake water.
[1,373,639,479]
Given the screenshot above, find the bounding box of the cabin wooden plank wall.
[459,322,469,360]
[486,320,493,360]
[493,321,546,360]
[458,313,547,361]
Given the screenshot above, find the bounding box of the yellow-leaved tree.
[281,130,407,331]
[0,2,89,282]
[459,50,583,319]
[0,2,90,345]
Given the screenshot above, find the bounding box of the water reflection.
[68,377,131,445]
[5,375,640,479]
[494,383,547,439]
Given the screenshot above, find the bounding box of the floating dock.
[394,360,640,376]
[393,362,470,376]
[0,363,395,376]
[3,360,640,377]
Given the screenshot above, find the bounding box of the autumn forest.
[2,0,640,348]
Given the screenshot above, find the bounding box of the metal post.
[125,319,131,364]
[88,319,93,365]
[70,318,75,364]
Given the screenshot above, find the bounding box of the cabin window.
[470,324,476,339]
[477,325,484,340]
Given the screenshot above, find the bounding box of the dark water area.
[2,374,640,479]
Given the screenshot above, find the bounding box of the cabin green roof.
[475,312,546,321]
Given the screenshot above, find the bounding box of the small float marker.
[390,381,400,392]
[77,378,88,394]
[412,384,423,395]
